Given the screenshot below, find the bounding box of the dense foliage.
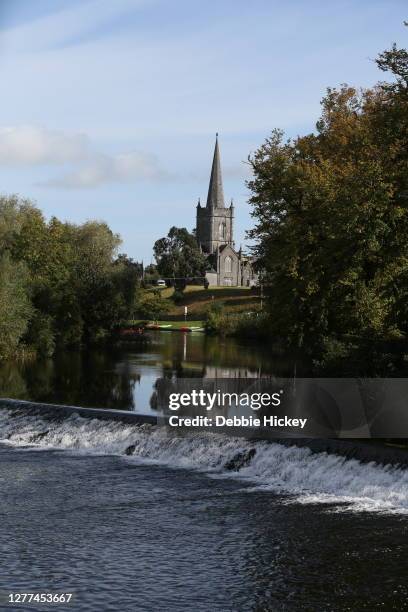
[153,226,209,288]
[135,290,170,320]
[247,34,408,361]
[0,196,141,360]
[205,303,266,339]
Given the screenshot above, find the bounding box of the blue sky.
[0,0,406,262]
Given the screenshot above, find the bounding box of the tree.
[113,254,143,314]
[143,263,159,286]
[71,222,135,342]
[153,226,209,288]
[0,254,32,360]
[0,195,141,358]
[135,291,170,321]
[247,31,408,359]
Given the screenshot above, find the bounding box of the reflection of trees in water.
[0,361,29,399]
[21,359,54,400]
[0,334,300,411]
[51,351,139,410]
[0,351,138,410]
[148,331,299,377]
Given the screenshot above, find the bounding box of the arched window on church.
[219,222,226,240]
[225,255,232,274]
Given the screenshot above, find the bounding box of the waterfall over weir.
[0,401,407,515]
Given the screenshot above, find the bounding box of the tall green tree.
[247,30,408,356]
[0,195,141,359]
[0,253,32,360]
[153,227,209,287]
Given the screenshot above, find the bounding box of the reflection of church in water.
[178,333,260,379]
[196,135,258,287]
[149,333,262,413]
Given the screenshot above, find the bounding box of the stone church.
[196,135,258,287]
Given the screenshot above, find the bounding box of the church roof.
[219,243,239,256]
[206,133,225,209]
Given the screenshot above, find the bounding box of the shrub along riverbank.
[205,307,268,339]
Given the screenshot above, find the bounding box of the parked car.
[156,279,166,287]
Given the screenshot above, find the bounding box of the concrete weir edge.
[0,398,407,469]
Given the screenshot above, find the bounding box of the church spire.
[206,133,225,209]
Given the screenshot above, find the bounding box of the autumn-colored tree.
[247,29,408,360]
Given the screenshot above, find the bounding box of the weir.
[1,397,408,514]
[1,398,408,469]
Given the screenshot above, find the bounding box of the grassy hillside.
[159,285,261,318]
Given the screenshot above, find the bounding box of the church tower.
[196,134,234,254]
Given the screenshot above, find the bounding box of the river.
[0,332,297,413]
[0,332,407,611]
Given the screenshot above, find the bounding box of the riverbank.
[160,285,261,319]
[120,320,205,333]
[126,285,263,338]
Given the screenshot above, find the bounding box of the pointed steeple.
[206,133,225,209]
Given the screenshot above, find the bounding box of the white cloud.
[0,125,170,189]
[0,125,91,165]
[42,151,171,189]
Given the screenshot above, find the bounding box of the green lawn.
[124,320,204,329]
[169,286,260,317]
[151,320,204,329]
[151,285,252,297]
[130,285,260,323]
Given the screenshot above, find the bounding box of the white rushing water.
[1,407,407,515]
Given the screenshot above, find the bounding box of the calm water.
[1,333,407,611]
[0,332,297,414]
